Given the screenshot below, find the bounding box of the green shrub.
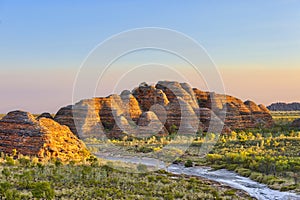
[227,164,238,171]
[147,175,155,182]
[137,164,148,172]
[18,157,31,167]
[137,146,153,153]
[5,156,15,166]
[163,193,174,200]
[2,168,11,180]
[31,182,54,200]
[249,172,261,180]
[0,182,11,195]
[224,189,236,196]
[280,185,297,191]
[235,168,251,177]
[184,160,193,168]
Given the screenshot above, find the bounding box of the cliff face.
[54,81,273,139]
[0,111,90,161]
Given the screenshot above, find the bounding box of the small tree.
[0,182,11,195]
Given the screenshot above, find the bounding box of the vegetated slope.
[54,81,273,139]
[267,102,300,111]
[0,110,90,161]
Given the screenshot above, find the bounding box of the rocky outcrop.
[0,82,274,161]
[120,91,143,121]
[136,111,168,137]
[36,112,53,120]
[156,81,199,111]
[138,111,160,126]
[0,110,90,161]
[53,81,273,138]
[193,88,210,108]
[193,89,273,130]
[132,83,169,111]
[54,94,142,139]
[54,105,75,135]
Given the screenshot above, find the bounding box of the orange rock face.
[0,111,90,161]
[53,81,274,138]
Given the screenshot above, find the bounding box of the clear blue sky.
[0,1,300,113]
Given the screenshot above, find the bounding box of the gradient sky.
[0,0,300,113]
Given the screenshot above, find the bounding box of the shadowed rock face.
[54,105,75,134]
[193,89,273,130]
[36,112,53,120]
[0,110,90,161]
[53,81,273,139]
[138,111,160,126]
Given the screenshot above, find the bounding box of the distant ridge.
[267,102,300,111]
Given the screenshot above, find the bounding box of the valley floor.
[1,112,299,199]
[89,121,300,196]
[0,156,252,199]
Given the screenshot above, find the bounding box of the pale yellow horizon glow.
[0,66,299,113]
[219,66,300,106]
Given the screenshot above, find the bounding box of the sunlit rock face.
[53,81,274,139]
[132,82,169,111]
[0,110,90,161]
[0,82,274,160]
